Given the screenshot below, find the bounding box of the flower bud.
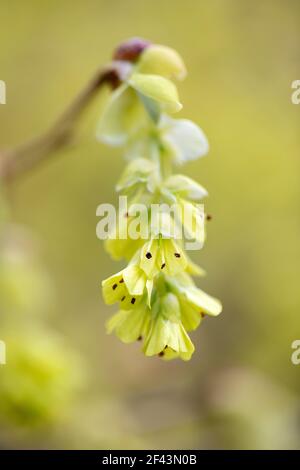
[137,44,187,80]
[113,37,151,62]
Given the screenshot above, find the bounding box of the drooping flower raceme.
[97,38,222,361]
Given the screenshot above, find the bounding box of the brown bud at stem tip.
[101,61,133,90]
[113,37,151,62]
[102,69,121,89]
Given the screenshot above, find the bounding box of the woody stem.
[0,63,122,184]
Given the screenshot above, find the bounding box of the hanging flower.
[166,272,222,331]
[104,209,145,262]
[97,43,186,146]
[125,115,209,166]
[106,304,151,344]
[102,260,153,308]
[140,236,187,279]
[143,293,194,361]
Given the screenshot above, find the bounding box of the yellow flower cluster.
[98,38,222,360]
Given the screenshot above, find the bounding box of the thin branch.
[0,63,121,183]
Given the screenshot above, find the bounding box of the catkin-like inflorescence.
[97,38,222,361]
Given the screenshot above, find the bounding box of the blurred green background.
[0,0,300,449]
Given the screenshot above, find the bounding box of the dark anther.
[137,335,142,341]
[121,296,126,301]
[119,278,124,283]
[206,214,212,221]
[112,283,118,290]
[146,252,152,259]
[161,263,166,269]
[158,351,165,357]
[131,298,136,305]
[174,253,181,258]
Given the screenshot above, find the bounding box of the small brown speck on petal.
[112,283,118,290]
[174,253,181,258]
[119,278,124,283]
[161,263,166,269]
[137,335,142,341]
[206,214,212,221]
[158,351,165,357]
[146,252,152,259]
[131,298,136,305]
[200,312,205,318]
[121,296,126,301]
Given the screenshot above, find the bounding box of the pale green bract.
[136,44,187,80]
[98,39,222,361]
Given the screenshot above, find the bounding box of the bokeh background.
[0,0,300,449]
